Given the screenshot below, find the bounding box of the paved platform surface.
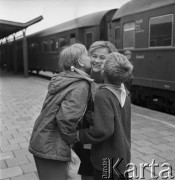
[0,70,175,180]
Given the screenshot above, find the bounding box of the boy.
[78,52,133,180]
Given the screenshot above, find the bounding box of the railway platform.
[0,69,175,180]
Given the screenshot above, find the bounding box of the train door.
[114,25,120,49]
[109,20,121,49]
[85,32,93,49]
[83,27,95,49]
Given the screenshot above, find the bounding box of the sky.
[0,0,131,37]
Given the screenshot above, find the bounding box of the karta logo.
[102,158,126,179]
[102,158,174,179]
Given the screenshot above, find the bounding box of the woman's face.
[91,47,108,72]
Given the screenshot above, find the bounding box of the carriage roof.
[112,0,175,20]
[29,10,112,38]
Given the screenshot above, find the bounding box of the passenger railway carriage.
[27,9,117,73]
[110,0,175,114]
[0,9,117,73]
[1,0,175,114]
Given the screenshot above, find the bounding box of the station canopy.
[0,16,43,40]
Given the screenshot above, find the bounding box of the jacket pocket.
[30,104,60,151]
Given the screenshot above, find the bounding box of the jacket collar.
[101,83,126,108]
[71,66,94,82]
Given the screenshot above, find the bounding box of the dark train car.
[27,9,117,73]
[0,41,12,70]
[15,39,24,71]
[0,37,24,72]
[0,42,7,69]
[110,0,175,114]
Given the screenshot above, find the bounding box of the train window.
[149,14,173,47]
[56,42,59,49]
[86,32,93,49]
[29,43,35,48]
[35,42,39,51]
[42,41,49,52]
[114,26,120,48]
[29,42,39,53]
[123,22,135,49]
[70,33,76,44]
[50,39,56,52]
[59,38,66,47]
[39,42,42,52]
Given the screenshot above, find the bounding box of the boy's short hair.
[103,52,133,85]
[89,41,118,56]
[59,43,88,71]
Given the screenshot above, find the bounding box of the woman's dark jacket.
[29,71,93,161]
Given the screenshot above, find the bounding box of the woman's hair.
[103,52,133,85]
[59,43,88,72]
[89,41,118,56]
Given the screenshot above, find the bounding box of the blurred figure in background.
[124,49,134,97]
[124,50,132,63]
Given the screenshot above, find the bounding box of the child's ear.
[77,59,84,67]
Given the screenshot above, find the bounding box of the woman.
[29,43,93,180]
[74,41,118,180]
[90,41,118,83]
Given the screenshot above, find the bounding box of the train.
[0,0,175,115]
[110,0,175,114]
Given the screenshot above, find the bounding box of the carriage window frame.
[59,37,66,48]
[29,42,39,53]
[42,41,49,53]
[70,33,76,44]
[50,39,56,52]
[34,42,39,53]
[149,14,173,48]
[86,32,93,49]
[114,26,120,48]
[29,43,35,49]
[123,22,135,49]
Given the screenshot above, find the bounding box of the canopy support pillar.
[23,29,28,77]
[13,34,17,73]
[6,38,10,70]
